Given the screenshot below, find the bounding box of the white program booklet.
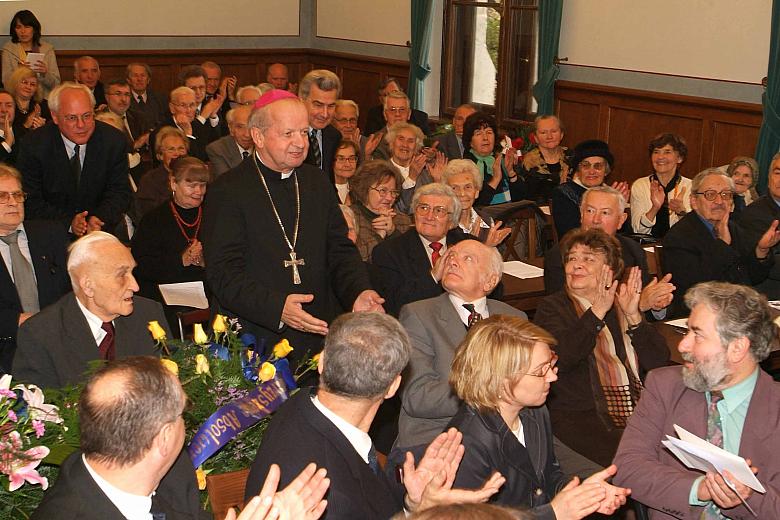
[502,261,544,279]
[25,52,44,69]
[158,281,209,309]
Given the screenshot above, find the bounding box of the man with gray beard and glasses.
[613,281,780,519]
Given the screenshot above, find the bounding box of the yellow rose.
[272,339,294,359]
[195,354,210,376]
[160,359,179,376]
[258,362,276,382]
[193,323,209,345]
[212,314,228,333]
[147,321,167,341]
[195,467,207,490]
[312,353,321,366]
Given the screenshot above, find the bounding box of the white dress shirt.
[391,159,416,189]
[83,455,154,520]
[75,297,112,347]
[448,293,488,326]
[0,224,36,284]
[418,235,448,267]
[311,395,373,464]
[61,133,86,167]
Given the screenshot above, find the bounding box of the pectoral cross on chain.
[284,251,305,285]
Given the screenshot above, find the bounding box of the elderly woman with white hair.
[443,159,510,247]
[726,156,759,219]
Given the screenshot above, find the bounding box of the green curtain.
[531,0,564,116]
[408,0,434,110]
[755,0,780,194]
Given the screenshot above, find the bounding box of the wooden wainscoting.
[554,80,763,185]
[54,49,409,129]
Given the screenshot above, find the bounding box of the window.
[441,0,538,125]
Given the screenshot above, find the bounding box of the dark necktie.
[462,303,483,329]
[242,151,249,159]
[308,129,322,168]
[136,95,145,106]
[99,322,116,361]
[429,241,443,265]
[70,144,81,185]
[0,231,39,312]
[367,444,380,475]
[701,391,724,519]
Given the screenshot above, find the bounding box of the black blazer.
[17,121,131,231]
[370,228,468,317]
[365,105,431,136]
[13,293,171,388]
[447,404,565,519]
[129,89,168,129]
[662,211,771,317]
[0,220,71,373]
[245,388,403,519]
[739,195,780,299]
[304,124,341,185]
[33,450,203,520]
[434,131,463,160]
[150,114,215,164]
[91,81,106,108]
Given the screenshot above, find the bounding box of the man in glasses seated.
[17,82,131,237]
[662,168,780,317]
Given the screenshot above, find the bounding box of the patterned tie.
[99,322,116,361]
[701,391,724,519]
[429,241,443,265]
[462,303,483,329]
[308,129,322,168]
[0,231,39,312]
[70,144,81,185]
[367,444,380,475]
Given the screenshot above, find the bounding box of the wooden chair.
[206,468,250,520]
[478,200,547,264]
[176,308,211,340]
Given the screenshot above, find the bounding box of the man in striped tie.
[614,281,780,519]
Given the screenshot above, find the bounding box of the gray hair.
[67,231,124,288]
[298,69,341,99]
[49,82,96,113]
[726,156,759,188]
[412,183,462,228]
[320,313,410,400]
[581,185,627,213]
[236,85,262,103]
[226,104,251,125]
[125,62,152,79]
[335,99,359,116]
[442,159,483,191]
[685,282,778,362]
[691,168,735,194]
[257,83,275,95]
[484,243,504,289]
[385,121,424,150]
[533,114,564,132]
[169,86,195,103]
[73,55,99,73]
[383,90,409,111]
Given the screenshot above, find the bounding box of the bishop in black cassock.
[202,94,381,362]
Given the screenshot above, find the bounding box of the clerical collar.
[255,151,293,179]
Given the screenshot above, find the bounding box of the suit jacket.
[17,121,131,231]
[129,89,168,129]
[151,115,215,164]
[245,388,403,519]
[662,211,771,317]
[434,131,463,160]
[123,109,151,143]
[370,228,468,317]
[91,82,107,108]
[304,124,341,184]
[396,293,527,449]
[0,132,18,165]
[613,366,780,519]
[544,234,651,294]
[365,105,431,136]
[13,293,171,388]
[202,160,371,361]
[0,221,71,373]
[738,195,780,299]
[33,450,204,520]
[447,404,565,518]
[206,135,247,177]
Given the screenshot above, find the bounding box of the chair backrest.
[206,468,250,520]
[177,308,211,340]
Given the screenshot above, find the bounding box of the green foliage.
[486,9,501,68]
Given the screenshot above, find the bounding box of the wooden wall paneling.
[555,98,600,150]
[710,120,761,167]
[340,66,382,130]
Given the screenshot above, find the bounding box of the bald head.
[267,63,289,90]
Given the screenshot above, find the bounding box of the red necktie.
[429,241,443,265]
[99,322,115,361]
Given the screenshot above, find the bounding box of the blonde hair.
[450,316,556,414]
[6,66,41,102]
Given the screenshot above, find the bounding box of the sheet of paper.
[503,261,544,279]
[664,424,765,493]
[25,52,44,68]
[665,318,688,328]
[158,281,209,309]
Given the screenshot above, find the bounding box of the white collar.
[311,395,373,464]
[82,455,153,520]
[75,296,113,345]
[448,293,489,326]
[255,151,293,179]
[418,234,447,266]
[390,158,410,178]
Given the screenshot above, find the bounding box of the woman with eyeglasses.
[348,159,411,261]
[447,315,630,517]
[333,139,359,205]
[534,228,669,467]
[630,133,692,238]
[5,67,49,139]
[2,10,60,100]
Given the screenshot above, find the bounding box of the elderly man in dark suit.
[33,356,329,520]
[149,86,215,164]
[371,183,466,317]
[206,105,253,177]
[126,62,167,128]
[662,168,780,317]
[614,282,780,519]
[364,78,430,136]
[435,104,476,160]
[17,82,131,237]
[299,69,342,184]
[0,165,70,374]
[73,56,106,108]
[13,232,171,388]
[245,312,503,519]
